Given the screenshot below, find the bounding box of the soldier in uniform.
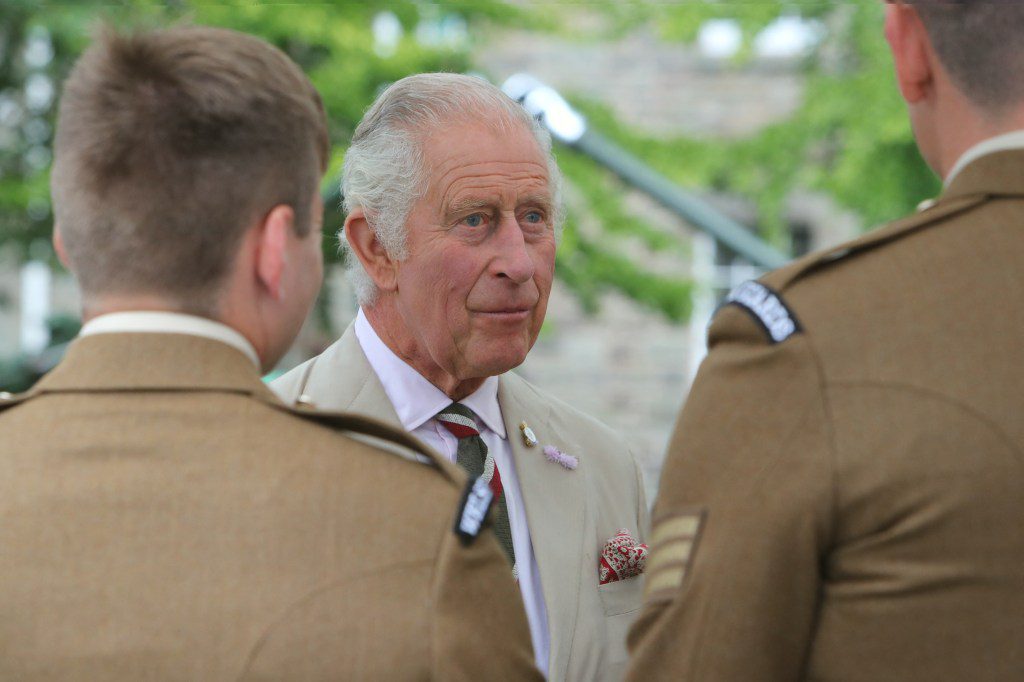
[0,26,540,680]
[628,2,1024,680]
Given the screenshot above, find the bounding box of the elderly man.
[274,73,648,680]
[628,2,1024,681]
[0,27,538,679]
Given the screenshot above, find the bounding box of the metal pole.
[501,73,790,271]
[570,130,789,270]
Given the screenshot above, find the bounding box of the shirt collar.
[458,372,505,439]
[354,308,507,438]
[79,311,260,368]
[945,130,1024,188]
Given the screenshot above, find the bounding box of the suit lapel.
[498,373,585,682]
[301,323,401,426]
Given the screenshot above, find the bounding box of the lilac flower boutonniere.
[543,445,578,470]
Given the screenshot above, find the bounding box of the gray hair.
[340,72,564,305]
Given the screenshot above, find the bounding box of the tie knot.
[435,403,480,439]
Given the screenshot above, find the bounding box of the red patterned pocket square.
[599,528,648,585]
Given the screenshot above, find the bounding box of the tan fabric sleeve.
[627,304,835,681]
[431,508,543,681]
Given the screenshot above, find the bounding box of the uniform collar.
[944,145,1024,202]
[80,311,260,368]
[354,308,507,438]
[945,130,1024,188]
[33,331,274,400]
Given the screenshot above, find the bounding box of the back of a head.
[51,25,329,315]
[911,0,1024,113]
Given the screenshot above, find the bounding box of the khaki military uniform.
[627,148,1024,681]
[0,332,540,680]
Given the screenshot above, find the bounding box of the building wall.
[474,25,806,139]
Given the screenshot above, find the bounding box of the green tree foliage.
[553,147,694,322]
[0,0,938,335]
[0,1,68,262]
[614,0,940,243]
[0,0,533,264]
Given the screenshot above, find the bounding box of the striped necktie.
[435,403,516,566]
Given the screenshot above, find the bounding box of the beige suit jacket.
[273,324,650,681]
[0,332,539,680]
[628,149,1024,681]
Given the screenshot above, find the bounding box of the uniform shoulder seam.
[717,194,987,347]
[799,322,841,553]
[256,396,460,485]
[766,193,988,293]
[0,390,33,413]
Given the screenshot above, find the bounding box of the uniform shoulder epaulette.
[716,193,988,345]
[764,192,988,293]
[0,390,32,413]
[258,396,496,544]
[256,395,461,485]
[718,280,802,344]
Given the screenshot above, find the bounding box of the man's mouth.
[472,306,533,320]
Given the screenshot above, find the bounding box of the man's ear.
[255,204,295,301]
[52,226,71,270]
[343,208,399,292]
[885,2,934,105]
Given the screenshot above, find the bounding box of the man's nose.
[492,214,536,284]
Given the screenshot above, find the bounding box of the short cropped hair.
[51,25,329,314]
[910,1,1024,111]
[341,72,563,305]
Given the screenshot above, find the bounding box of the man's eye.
[524,211,544,223]
[464,213,486,228]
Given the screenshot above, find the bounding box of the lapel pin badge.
[543,445,578,471]
[519,421,538,448]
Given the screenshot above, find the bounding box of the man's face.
[389,120,556,387]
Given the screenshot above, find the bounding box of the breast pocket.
[596,577,645,681]
[598,575,644,616]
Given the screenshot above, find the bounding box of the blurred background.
[0,0,940,491]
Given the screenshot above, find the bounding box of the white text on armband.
[724,280,802,344]
[454,476,494,545]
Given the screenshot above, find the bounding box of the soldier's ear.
[255,204,296,301]
[885,2,933,105]
[52,226,71,270]
[343,208,399,293]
